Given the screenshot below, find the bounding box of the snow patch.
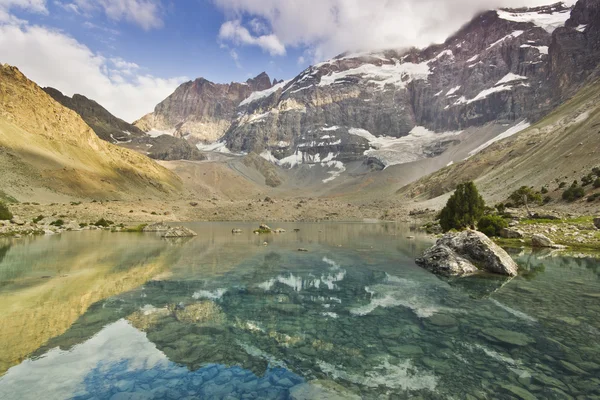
[147,129,173,138]
[318,61,431,89]
[519,44,549,55]
[446,86,461,96]
[575,24,587,32]
[349,126,462,167]
[497,8,571,33]
[496,73,528,85]
[487,30,524,50]
[239,79,290,107]
[196,141,232,154]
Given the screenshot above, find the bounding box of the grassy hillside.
[0,64,182,202]
[397,79,600,210]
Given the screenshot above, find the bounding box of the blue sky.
[10,1,306,84]
[0,0,565,122]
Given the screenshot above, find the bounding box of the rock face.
[134,72,274,144]
[43,88,205,161]
[416,230,519,276]
[215,1,600,170]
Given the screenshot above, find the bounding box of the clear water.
[0,222,599,400]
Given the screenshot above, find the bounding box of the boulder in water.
[162,226,197,238]
[416,230,518,276]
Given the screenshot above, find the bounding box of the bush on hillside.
[477,215,508,237]
[594,178,600,188]
[439,181,485,232]
[93,218,114,227]
[508,186,543,207]
[0,202,12,221]
[562,186,585,202]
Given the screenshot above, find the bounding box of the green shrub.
[558,182,567,189]
[439,181,485,232]
[594,178,600,188]
[32,215,44,223]
[79,223,88,228]
[562,186,585,202]
[70,201,82,206]
[508,186,543,207]
[50,219,64,227]
[477,215,508,237]
[593,167,600,177]
[93,218,113,227]
[543,196,552,204]
[495,203,506,213]
[587,193,600,202]
[582,174,594,186]
[0,202,12,221]
[541,187,548,194]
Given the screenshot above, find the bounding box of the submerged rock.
[480,328,535,346]
[162,226,197,238]
[416,230,518,276]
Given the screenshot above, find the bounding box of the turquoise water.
[0,222,599,399]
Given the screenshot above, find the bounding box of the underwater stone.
[480,328,535,346]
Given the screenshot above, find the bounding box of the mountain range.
[0,0,598,210]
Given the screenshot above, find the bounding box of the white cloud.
[214,0,578,62]
[219,19,285,56]
[0,23,186,122]
[63,0,164,30]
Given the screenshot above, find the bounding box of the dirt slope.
[0,64,182,202]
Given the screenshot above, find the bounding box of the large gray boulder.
[416,244,479,276]
[416,230,518,276]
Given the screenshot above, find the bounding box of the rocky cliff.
[43,88,205,161]
[220,0,599,173]
[134,72,274,144]
[0,64,182,202]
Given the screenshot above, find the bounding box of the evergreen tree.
[439,181,485,232]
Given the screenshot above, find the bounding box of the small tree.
[508,186,543,207]
[0,202,12,221]
[439,181,485,232]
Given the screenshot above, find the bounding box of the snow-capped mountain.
[137,0,599,183]
[220,0,598,171]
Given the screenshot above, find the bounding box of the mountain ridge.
[43,87,206,162]
[133,71,276,144]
